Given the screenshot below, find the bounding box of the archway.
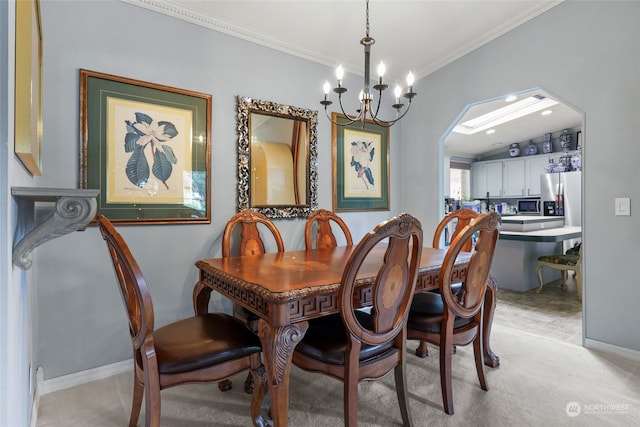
[440,87,585,346]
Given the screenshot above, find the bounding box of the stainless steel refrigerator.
[540,171,582,250]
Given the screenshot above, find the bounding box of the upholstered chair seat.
[294,312,395,365]
[406,293,473,335]
[536,243,582,298]
[537,254,579,266]
[153,313,262,374]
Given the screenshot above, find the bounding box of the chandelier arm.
[369,100,414,128]
[372,90,384,121]
[324,109,353,126]
[324,106,361,127]
[337,95,364,123]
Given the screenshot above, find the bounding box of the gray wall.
[28,0,640,383]
[34,0,402,379]
[3,0,38,424]
[402,1,640,351]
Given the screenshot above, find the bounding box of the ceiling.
[124,0,580,157]
[444,88,582,159]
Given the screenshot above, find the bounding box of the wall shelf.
[11,187,100,270]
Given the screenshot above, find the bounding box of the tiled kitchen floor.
[494,275,582,345]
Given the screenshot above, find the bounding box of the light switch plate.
[615,197,630,216]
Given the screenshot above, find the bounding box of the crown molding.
[122,0,562,81]
[121,0,339,68]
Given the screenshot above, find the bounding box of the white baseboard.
[584,338,640,363]
[41,359,133,395]
[30,367,43,427]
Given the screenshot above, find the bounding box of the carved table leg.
[482,275,500,367]
[250,360,269,427]
[257,318,308,427]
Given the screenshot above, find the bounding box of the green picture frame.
[332,113,389,211]
[80,69,211,224]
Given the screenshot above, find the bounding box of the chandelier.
[320,0,417,128]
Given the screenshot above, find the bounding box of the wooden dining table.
[195,245,499,427]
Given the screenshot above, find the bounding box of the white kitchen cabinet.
[503,158,526,197]
[525,156,550,196]
[471,154,552,198]
[471,161,503,198]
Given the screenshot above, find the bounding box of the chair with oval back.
[414,208,479,358]
[96,215,267,427]
[292,213,423,427]
[432,208,478,252]
[407,211,500,415]
[193,209,285,315]
[192,209,284,392]
[304,208,353,250]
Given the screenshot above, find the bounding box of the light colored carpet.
[37,323,640,427]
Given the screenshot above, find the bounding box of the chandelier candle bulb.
[377,61,386,85]
[406,72,415,87]
[336,65,344,85]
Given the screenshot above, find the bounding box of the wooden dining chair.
[304,208,353,250]
[292,213,423,427]
[95,215,267,427]
[433,208,478,251]
[414,208,478,358]
[407,211,500,415]
[193,209,285,316]
[192,209,284,392]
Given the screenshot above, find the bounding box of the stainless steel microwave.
[517,199,541,215]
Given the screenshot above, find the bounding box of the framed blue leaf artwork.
[80,70,211,224]
[332,113,389,211]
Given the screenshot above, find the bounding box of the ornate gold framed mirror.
[236,96,318,218]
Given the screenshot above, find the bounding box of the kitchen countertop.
[501,215,564,223]
[500,215,565,232]
[499,226,581,242]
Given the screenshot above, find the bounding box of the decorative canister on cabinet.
[524,140,538,155]
[542,133,553,154]
[546,158,556,173]
[560,129,572,150]
[571,145,582,171]
[509,143,521,157]
[559,147,572,170]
